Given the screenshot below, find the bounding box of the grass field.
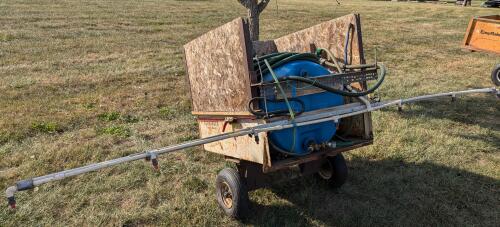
[0,0,499,226]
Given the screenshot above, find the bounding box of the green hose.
[316,48,343,73]
[264,59,298,154]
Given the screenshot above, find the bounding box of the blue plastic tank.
[260,60,344,155]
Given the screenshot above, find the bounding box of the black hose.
[247,97,306,118]
[344,23,354,66]
[277,63,386,97]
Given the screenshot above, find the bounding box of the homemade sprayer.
[5,14,499,219]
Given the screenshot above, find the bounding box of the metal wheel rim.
[219,181,233,208]
[318,160,333,180]
[496,69,499,83]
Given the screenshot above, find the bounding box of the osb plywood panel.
[198,119,269,164]
[184,17,253,114]
[274,14,362,65]
[462,16,500,54]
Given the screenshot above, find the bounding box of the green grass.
[98,112,121,122]
[0,0,499,226]
[31,122,61,134]
[98,125,131,138]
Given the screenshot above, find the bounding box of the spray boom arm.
[5,87,499,209]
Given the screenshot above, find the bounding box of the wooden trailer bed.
[183,14,372,172]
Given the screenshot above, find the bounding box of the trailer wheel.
[492,64,500,86]
[215,168,249,219]
[317,153,348,188]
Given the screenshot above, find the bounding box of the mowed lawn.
[0,0,499,226]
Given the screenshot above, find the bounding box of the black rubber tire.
[492,64,500,86]
[215,168,249,219]
[316,153,348,188]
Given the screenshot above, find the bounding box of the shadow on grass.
[380,95,499,147]
[242,96,499,226]
[244,157,499,226]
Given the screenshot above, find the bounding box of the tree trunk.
[248,3,260,41]
[238,0,270,41]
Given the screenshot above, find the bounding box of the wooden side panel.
[198,119,269,165]
[462,16,500,54]
[462,17,476,48]
[184,18,253,114]
[274,14,362,65]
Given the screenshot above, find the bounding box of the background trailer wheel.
[317,153,348,188]
[492,64,500,86]
[215,168,249,219]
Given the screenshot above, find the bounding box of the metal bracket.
[248,129,259,144]
[397,100,403,112]
[146,152,159,171]
[259,68,379,99]
[221,117,235,132]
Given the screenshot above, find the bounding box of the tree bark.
[238,0,271,41]
[248,2,259,41]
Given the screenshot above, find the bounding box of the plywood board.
[184,18,253,115]
[462,15,500,54]
[274,14,362,65]
[198,119,270,165]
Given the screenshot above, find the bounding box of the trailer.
[5,14,500,219]
[183,14,375,217]
[462,15,500,85]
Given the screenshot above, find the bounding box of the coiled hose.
[277,63,386,97]
[253,52,386,98]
